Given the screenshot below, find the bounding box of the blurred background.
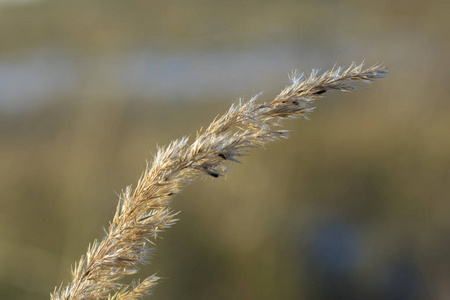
[0,0,449,299]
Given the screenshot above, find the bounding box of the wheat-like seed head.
[50,62,388,300]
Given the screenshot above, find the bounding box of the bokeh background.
[1,0,449,299]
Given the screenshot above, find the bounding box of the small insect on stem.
[139,215,153,222]
[313,89,326,95]
[117,257,134,262]
[203,166,219,178]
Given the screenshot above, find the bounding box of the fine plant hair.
[51,62,388,300]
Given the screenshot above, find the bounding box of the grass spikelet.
[50,62,388,300]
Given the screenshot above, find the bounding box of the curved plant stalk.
[51,62,388,300]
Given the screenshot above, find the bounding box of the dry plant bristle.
[50,62,388,300]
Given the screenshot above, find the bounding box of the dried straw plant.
[51,62,388,299]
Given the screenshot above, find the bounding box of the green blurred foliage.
[0,0,449,299]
